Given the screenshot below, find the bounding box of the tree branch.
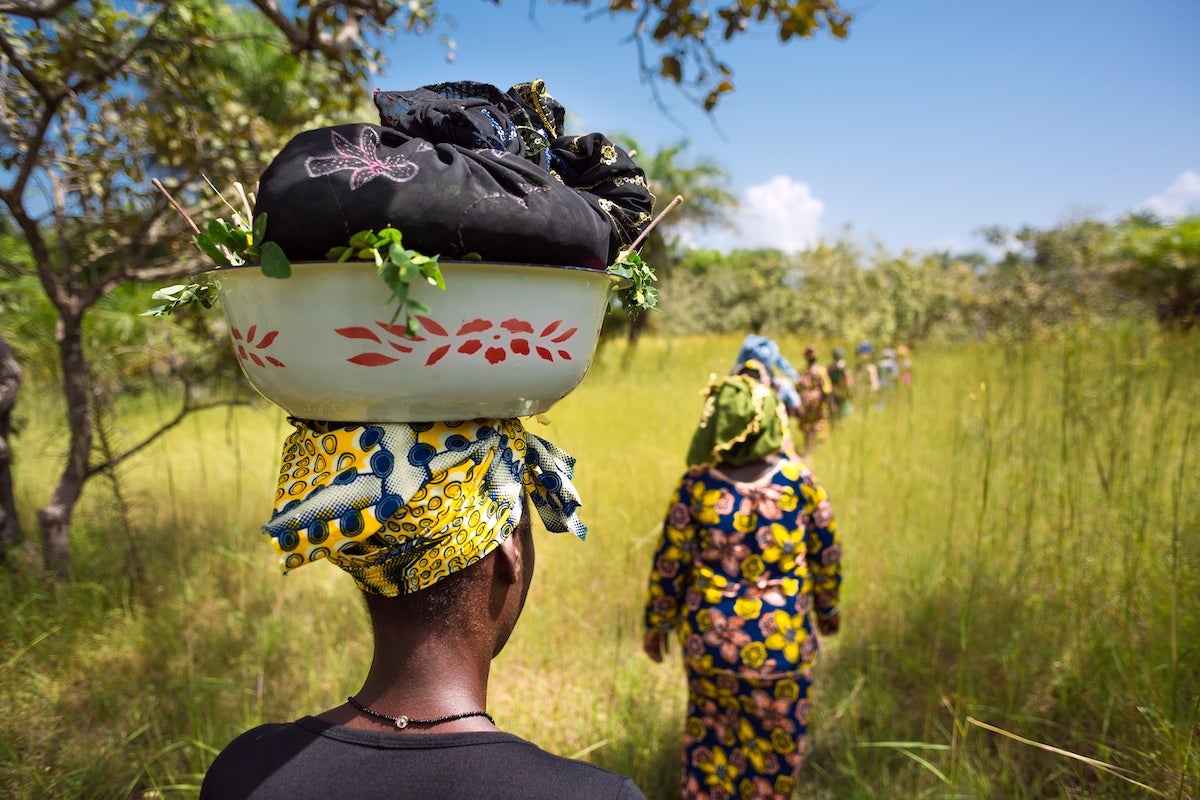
[0,91,61,209]
[0,0,81,18]
[245,0,397,59]
[68,2,177,98]
[86,397,252,479]
[247,0,322,53]
[0,186,67,311]
[0,28,51,100]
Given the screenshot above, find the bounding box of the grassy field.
[2,326,1198,799]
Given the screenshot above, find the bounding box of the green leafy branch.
[193,212,290,275]
[606,193,683,316]
[608,250,659,314]
[144,179,292,317]
[146,181,444,335]
[145,178,666,329]
[327,227,444,337]
[143,282,219,316]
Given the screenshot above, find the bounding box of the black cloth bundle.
[254,80,653,269]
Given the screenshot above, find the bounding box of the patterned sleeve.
[800,474,841,618]
[643,474,695,632]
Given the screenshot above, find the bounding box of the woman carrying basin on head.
[202,418,648,799]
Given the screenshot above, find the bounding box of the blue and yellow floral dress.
[644,455,841,800]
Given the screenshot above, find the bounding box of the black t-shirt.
[200,717,647,800]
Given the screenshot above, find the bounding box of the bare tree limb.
[246,0,323,53]
[245,0,397,59]
[86,397,252,479]
[0,187,66,310]
[0,0,81,19]
[0,96,61,202]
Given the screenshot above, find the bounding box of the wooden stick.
[151,178,201,235]
[620,194,684,260]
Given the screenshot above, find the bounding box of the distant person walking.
[731,334,802,419]
[852,341,880,407]
[643,373,843,800]
[878,348,899,392]
[795,346,833,454]
[826,347,853,421]
[896,345,913,388]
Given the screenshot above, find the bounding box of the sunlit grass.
[2,327,1197,798]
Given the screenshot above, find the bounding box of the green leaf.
[379,261,400,292]
[194,234,231,267]
[608,251,660,316]
[660,55,682,82]
[141,282,215,316]
[377,227,404,246]
[206,218,235,248]
[259,241,292,279]
[420,263,445,291]
[151,284,187,300]
[252,212,268,246]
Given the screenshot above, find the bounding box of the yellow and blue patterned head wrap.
[264,417,586,596]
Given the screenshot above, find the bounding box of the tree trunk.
[0,337,22,560]
[38,315,91,579]
[626,309,648,344]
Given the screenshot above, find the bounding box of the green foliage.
[2,331,1198,798]
[141,282,220,318]
[607,250,660,315]
[327,227,445,336]
[606,139,736,339]
[1108,215,1200,326]
[656,214,1200,343]
[192,211,286,274]
[144,206,293,317]
[590,0,852,109]
[145,221,448,336]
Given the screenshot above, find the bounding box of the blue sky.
[372,0,1199,255]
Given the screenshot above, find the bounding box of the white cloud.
[1140,170,1200,219]
[684,175,825,253]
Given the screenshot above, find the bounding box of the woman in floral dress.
[643,373,842,800]
[795,346,833,454]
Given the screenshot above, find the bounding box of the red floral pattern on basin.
[335,316,579,367]
[233,325,286,368]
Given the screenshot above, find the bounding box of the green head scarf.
[686,371,785,468]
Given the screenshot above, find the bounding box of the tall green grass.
[2,327,1197,799]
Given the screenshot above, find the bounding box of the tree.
[0,0,388,578]
[613,138,738,341]
[1108,215,1200,328]
[1,0,850,579]
[556,0,853,110]
[0,337,20,561]
[975,217,1125,338]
